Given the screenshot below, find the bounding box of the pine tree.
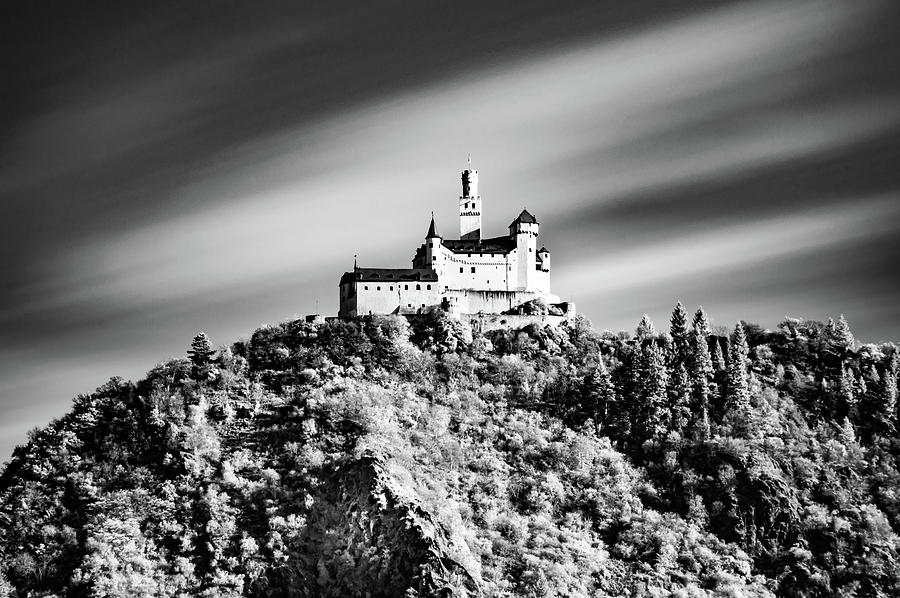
[878,370,898,433]
[669,302,690,365]
[694,404,711,441]
[839,416,856,444]
[584,357,616,434]
[711,338,726,373]
[669,362,692,435]
[688,328,716,438]
[188,332,216,382]
[888,350,899,377]
[725,323,752,432]
[837,365,857,417]
[636,314,656,341]
[635,343,669,442]
[692,306,711,339]
[867,364,881,384]
[832,314,855,353]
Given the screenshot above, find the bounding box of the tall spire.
[426,211,441,239]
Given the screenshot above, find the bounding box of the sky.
[1,0,899,460]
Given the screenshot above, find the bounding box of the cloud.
[1,0,898,458]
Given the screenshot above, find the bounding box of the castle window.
[390,286,393,291]
[432,256,436,261]
[416,284,421,290]
[376,286,381,290]
[459,267,463,273]
[471,267,476,273]
[426,284,431,290]
[364,285,368,290]
[404,284,408,290]
[408,303,412,307]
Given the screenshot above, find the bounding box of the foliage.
[1,307,899,597]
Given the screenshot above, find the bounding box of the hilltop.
[1,307,899,597]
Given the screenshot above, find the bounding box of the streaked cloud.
[1,0,898,457]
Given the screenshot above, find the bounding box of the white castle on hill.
[338,161,572,318]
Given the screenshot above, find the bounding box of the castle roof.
[538,246,549,253]
[426,215,441,239]
[511,209,538,225]
[340,268,438,285]
[442,235,516,255]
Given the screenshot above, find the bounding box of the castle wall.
[465,312,569,334]
[443,289,560,315]
[532,268,551,295]
[344,280,560,318]
[348,282,444,316]
[441,248,512,292]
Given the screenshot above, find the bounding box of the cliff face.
[1,311,899,597]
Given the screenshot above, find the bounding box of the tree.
[584,358,616,434]
[839,416,856,446]
[724,323,751,433]
[831,314,855,354]
[74,516,175,598]
[634,343,669,442]
[188,333,216,382]
[688,328,715,439]
[876,370,898,434]
[635,314,656,341]
[837,365,858,418]
[711,338,726,373]
[669,302,690,365]
[692,306,711,339]
[668,363,692,435]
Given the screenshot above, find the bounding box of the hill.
[1,307,899,597]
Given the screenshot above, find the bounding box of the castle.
[338,162,569,318]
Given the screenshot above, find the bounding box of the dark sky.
[2,0,899,459]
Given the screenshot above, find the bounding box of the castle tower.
[459,156,481,241]
[425,213,444,275]
[509,209,539,291]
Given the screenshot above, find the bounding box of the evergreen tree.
[688,328,715,438]
[867,364,881,384]
[584,358,616,434]
[692,306,711,339]
[839,416,856,446]
[832,314,855,353]
[694,405,711,441]
[669,302,690,365]
[668,363,692,435]
[188,332,216,382]
[889,350,899,378]
[711,338,726,373]
[635,314,656,341]
[877,370,898,434]
[724,323,751,432]
[635,343,669,442]
[837,365,857,418]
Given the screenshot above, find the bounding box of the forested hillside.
[1,305,899,597]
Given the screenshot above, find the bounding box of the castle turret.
[459,157,481,241]
[424,213,444,274]
[537,247,550,272]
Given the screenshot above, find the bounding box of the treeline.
[0,306,898,597]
